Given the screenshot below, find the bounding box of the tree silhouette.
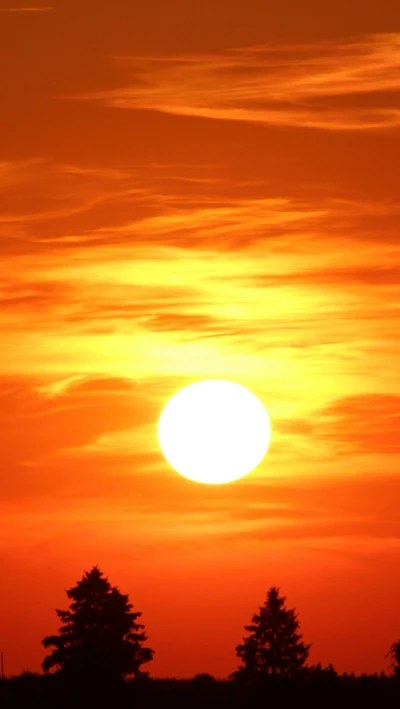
[309,662,338,682]
[231,586,311,682]
[42,566,153,683]
[387,640,400,679]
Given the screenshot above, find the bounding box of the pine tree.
[387,640,400,679]
[231,586,311,681]
[42,566,154,682]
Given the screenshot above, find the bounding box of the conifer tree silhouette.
[42,566,153,682]
[231,586,311,681]
[387,640,400,679]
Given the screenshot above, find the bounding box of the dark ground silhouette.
[1,672,400,709]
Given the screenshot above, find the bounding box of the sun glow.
[157,379,271,484]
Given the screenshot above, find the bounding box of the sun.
[157,379,271,484]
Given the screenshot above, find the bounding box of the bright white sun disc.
[157,379,271,484]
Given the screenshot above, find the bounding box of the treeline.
[2,672,400,709]
[1,565,399,708]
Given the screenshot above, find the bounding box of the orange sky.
[1,0,400,680]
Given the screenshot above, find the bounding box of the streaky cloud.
[76,33,400,131]
[0,6,53,11]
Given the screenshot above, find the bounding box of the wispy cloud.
[316,394,400,455]
[1,163,399,408]
[0,160,148,230]
[0,6,53,11]
[79,34,400,131]
[0,157,399,535]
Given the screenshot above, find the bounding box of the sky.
[0,0,400,680]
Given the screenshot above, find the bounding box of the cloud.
[317,394,400,455]
[0,160,148,229]
[0,6,53,11]
[0,173,399,451]
[0,158,399,496]
[78,34,400,131]
[36,374,142,399]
